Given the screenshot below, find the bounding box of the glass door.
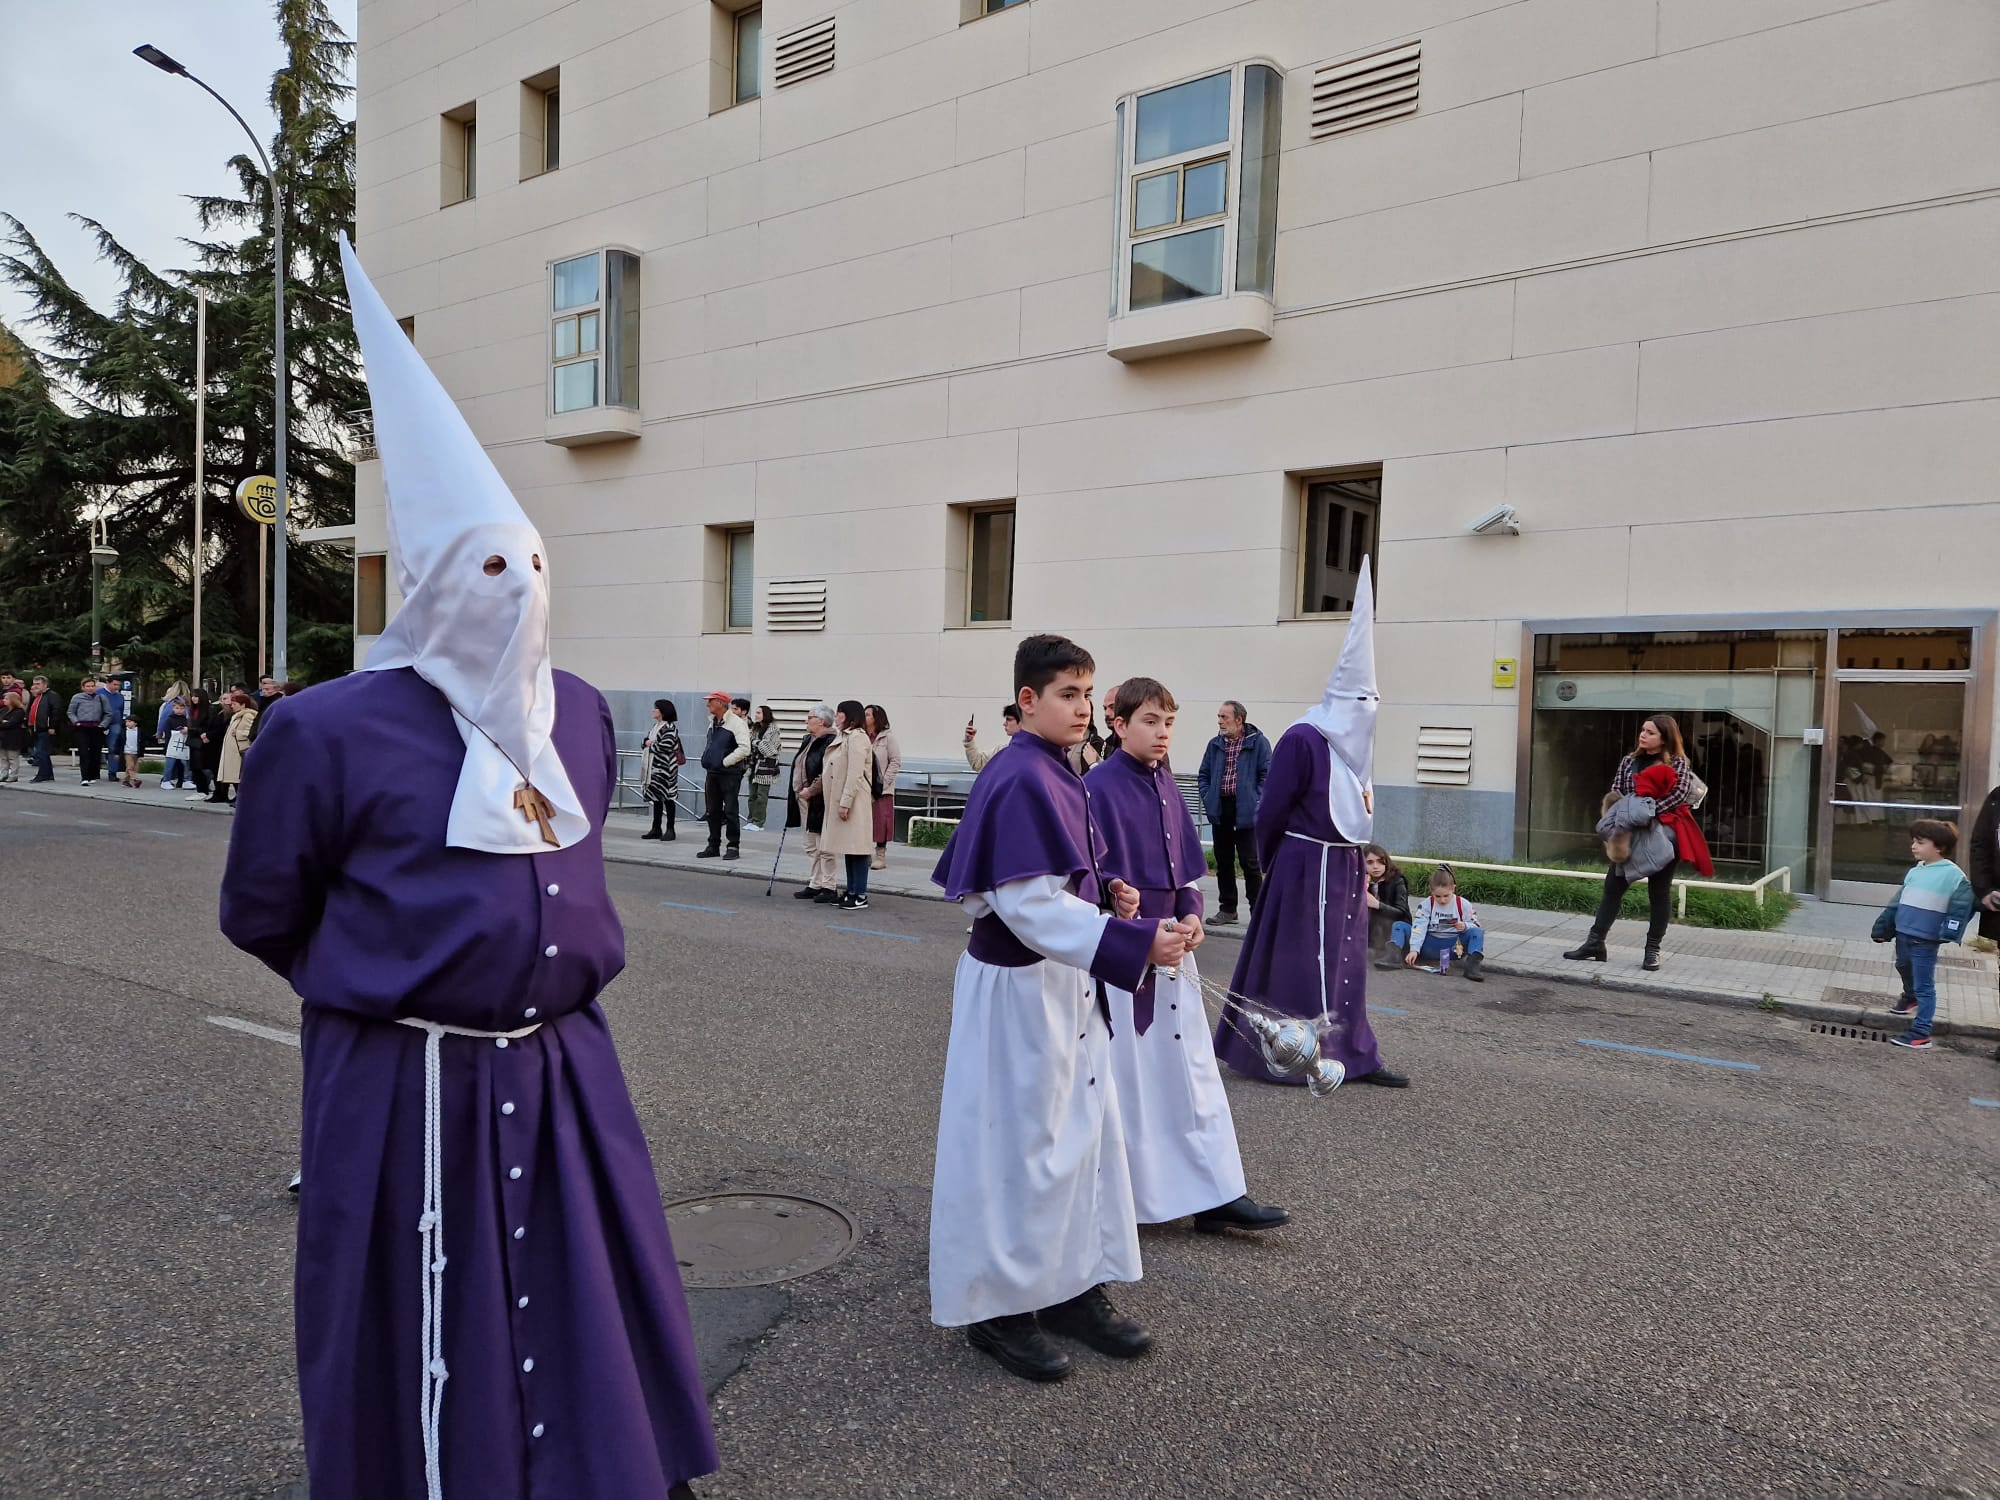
[1824,676,1969,901]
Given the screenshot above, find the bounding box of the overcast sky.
[0,0,359,345]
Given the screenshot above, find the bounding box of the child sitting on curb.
[1396,865,1486,982]
[1365,844,1411,969]
[1871,817,1973,1050]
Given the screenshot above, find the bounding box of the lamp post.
[90,521,119,668]
[134,43,289,681]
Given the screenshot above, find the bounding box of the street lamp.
[134,42,289,681]
[90,521,119,668]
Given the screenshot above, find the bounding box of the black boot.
[1563,932,1608,962]
[1463,951,1485,982]
[966,1314,1071,1382]
[1039,1285,1152,1358]
[641,805,664,840]
[1372,941,1403,971]
[1642,946,1662,971]
[663,808,676,842]
[1192,1195,1290,1233]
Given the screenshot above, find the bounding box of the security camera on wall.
[1468,504,1520,537]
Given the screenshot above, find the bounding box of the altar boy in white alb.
[1088,678,1289,1235]
[929,635,1189,1384]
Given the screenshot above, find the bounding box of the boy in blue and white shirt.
[1874,818,1974,1050]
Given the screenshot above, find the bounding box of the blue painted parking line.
[1972,1098,2000,1110]
[826,925,923,943]
[1372,1004,1409,1015]
[1577,1038,1760,1072]
[658,900,737,915]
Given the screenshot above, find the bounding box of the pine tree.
[0,0,360,690]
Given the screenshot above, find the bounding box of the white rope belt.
[1283,833,1354,1021]
[1284,831,1361,848]
[395,1016,544,1499]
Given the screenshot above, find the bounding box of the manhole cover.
[663,1193,857,1288]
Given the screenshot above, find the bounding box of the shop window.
[548,249,640,416]
[1296,472,1380,617]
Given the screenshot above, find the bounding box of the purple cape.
[1083,750,1206,1032]
[932,729,1154,994]
[1211,723,1384,1084]
[221,666,716,1498]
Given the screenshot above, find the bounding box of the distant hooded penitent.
[1292,555,1379,842]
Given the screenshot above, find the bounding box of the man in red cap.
[698,690,751,860]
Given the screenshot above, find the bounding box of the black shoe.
[793,886,821,900]
[1463,952,1485,982]
[663,831,676,842]
[669,1485,697,1500]
[723,848,740,861]
[1211,910,1238,926]
[967,1314,1071,1382]
[287,1171,302,1195]
[1039,1285,1152,1359]
[1641,947,1662,972]
[640,829,663,840]
[1562,934,1608,962]
[1890,998,1919,1017]
[1373,943,1404,971]
[695,846,721,859]
[1355,1066,1410,1088]
[1191,1195,1290,1233]
[814,889,841,904]
[848,894,870,911]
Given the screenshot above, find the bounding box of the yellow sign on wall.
[234,474,286,525]
[1492,657,1519,689]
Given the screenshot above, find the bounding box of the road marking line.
[14,810,50,818]
[207,1015,301,1049]
[76,818,114,828]
[826,925,922,943]
[143,829,186,838]
[1972,1098,2000,1110]
[658,900,737,914]
[1577,1038,1759,1072]
[1372,1004,1410,1015]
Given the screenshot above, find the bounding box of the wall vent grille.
[767,578,828,634]
[1312,40,1420,140]
[774,17,836,89]
[1415,726,1473,787]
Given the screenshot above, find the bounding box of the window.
[735,8,762,102]
[1113,63,1283,315]
[521,70,560,177]
[356,553,387,636]
[967,505,1015,624]
[964,0,1028,17]
[726,527,754,630]
[548,249,640,416]
[1297,472,1380,616]
[441,104,477,206]
[396,315,416,341]
[711,2,762,111]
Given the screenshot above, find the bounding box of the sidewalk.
[8,775,1995,1041]
[589,807,2000,1042]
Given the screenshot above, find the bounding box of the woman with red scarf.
[1564,714,1712,972]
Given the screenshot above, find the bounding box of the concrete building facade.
[351,0,2000,900]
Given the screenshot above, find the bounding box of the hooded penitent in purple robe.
[1211,724,1383,1083]
[927,730,1156,1326]
[221,666,716,1498]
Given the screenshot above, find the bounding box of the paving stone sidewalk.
[8,775,1995,1041]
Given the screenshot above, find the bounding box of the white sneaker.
[743,821,762,833]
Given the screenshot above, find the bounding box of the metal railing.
[347,407,376,461]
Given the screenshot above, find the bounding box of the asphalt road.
[3,793,1997,1499]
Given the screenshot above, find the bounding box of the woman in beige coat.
[216,693,258,804]
[820,699,876,910]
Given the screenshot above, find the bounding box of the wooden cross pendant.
[513,785,560,847]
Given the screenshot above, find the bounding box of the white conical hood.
[1295,556,1378,840]
[341,234,587,854]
